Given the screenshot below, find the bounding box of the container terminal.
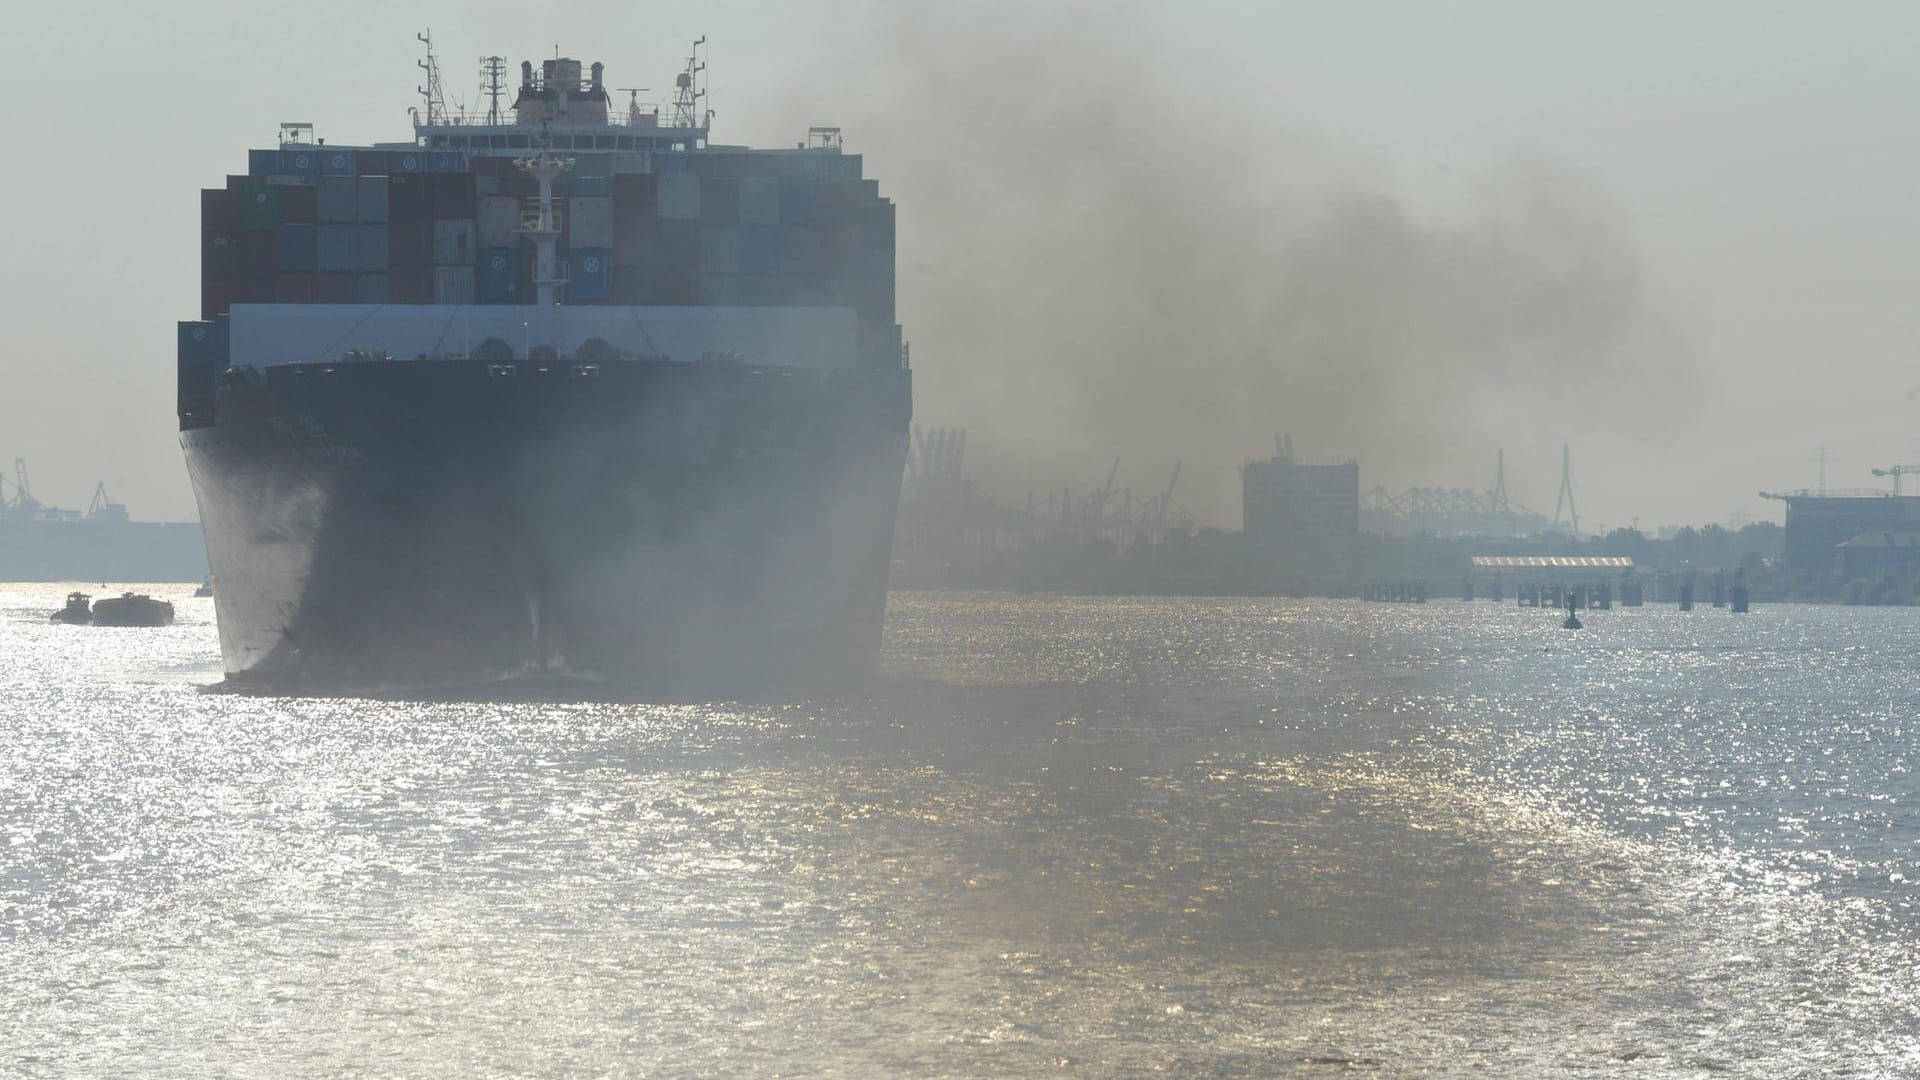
[0,459,205,582]
[892,430,1913,605]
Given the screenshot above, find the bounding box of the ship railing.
[424,106,686,131]
[516,207,563,235]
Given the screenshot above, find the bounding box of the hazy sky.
[3,1,1917,529]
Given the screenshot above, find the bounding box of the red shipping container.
[202,233,240,280]
[202,188,240,233]
[201,279,237,321]
[313,272,356,303]
[388,219,433,267]
[698,178,738,225]
[276,273,317,303]
[235,270,274,303]
[471,155,517,177]
[389,265,433,304]
[611,172,656,204]
[427,173,477,218]
[388,174,432,219]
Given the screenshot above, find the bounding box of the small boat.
[193,579,214,598]
[49,592,93,624]
[90,592,176,627]
[1562,594,1583,630]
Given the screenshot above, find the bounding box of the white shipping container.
[433,265,475,305]
[433,219,476,266]
[568,197,614,248]
[737,176,779,226]
[656,172,701,220]
[316,225,356,272]
[478,197,520,247]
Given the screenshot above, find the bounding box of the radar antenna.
[615,88,653,126]
[671,37,709,131]
[479,55,508,125]
[416,31,447,127]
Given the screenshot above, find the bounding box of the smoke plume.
[820,4,1695,523]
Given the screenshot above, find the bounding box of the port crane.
[1871,464,1920,496]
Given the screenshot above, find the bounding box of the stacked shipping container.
[196,145,895,357]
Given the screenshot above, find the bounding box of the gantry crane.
[1870,464,1920,496]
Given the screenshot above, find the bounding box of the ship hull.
[182,358,910,696]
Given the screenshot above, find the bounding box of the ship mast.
[514,127,573,309]
[416,31,447,127]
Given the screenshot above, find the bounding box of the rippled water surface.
[4,585,1918,1077]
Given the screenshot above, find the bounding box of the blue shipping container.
[828,154,862,181]
[477,248,521,303]
[653,153,687,174]
[426,150,465,173]
[355,224,389,273]
[570,248,611,301]
[316,225,355,271]
[356,176,389,222]
[176,321,225,366]
[779,180,819,225]
[280,147,321,180]
[739,227,779,275]
[277,224,318,272]
[248,149,279,177]
[391,150,428,174]
[320,149,358,176]
[317,176,358,223]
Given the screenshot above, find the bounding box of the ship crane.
[1871,464,1920,496]
[86,481,128,522]
[1147,461,1182,526]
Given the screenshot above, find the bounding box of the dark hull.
[182,358,910,695]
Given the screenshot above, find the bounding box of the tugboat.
[49,592,92,624]
[90,592,175,627]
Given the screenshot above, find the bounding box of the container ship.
[178,42,910,694]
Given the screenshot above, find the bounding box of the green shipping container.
[241,185,282,231]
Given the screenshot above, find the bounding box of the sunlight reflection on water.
[3,585,1917,1076]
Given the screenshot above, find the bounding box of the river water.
[3,585,1917,1077]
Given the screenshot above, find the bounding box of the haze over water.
[5,584,1918,1076]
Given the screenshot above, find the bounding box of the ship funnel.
[521,60,533,89]
[590,62,604,91]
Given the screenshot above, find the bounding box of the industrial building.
[1761,491,1920,570]
[1242,436,1358,587]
